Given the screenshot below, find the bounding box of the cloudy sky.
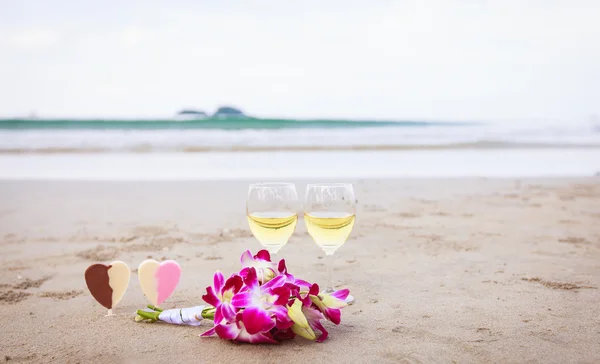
[0,0,598,121]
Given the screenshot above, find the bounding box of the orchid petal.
[214,304,224,325]
[231,292,253,308]
[262,274,286,290]
[215,323,241,340]
[255,249,271,262]
[301,306,328,342]
[222,275,243,295]
[298,285,315,307]
[242,306,275,335]
[271,305,290,322]
[313,320,329,343]
[277,259,287,274]
[240,250,254,266]
[291,323,316,341]
[239,267,250,279]
[277,259,295,281]
[321,294,347,309]
[202,286,221,307]
[213,271,225,294]
[200,327,216,337]
[221,275,243,303]
[284,282,301,297]
[236,326,279,344]
[302,305,325,321]
[310,295,343,324]
[272,305,293,329]
[287,299,309,328]
[275,317,294,330]
[331,288,350,301]
[243,268,259,290]
[220,301,237,322]
[295,279,312,288]
[271,286,291,305]
[325,308,342,325]
[300,293,312,307]
[310,295,327,313]
[309,284,320,296]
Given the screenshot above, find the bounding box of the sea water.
[0,118,598,152]
[0,118,598,179]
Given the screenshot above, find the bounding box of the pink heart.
[155,260,181,306]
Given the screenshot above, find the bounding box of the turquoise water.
[0,118,597,153]
[0,118,467,130]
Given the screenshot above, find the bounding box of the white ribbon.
[158,305,206,326]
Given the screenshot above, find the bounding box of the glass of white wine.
[246,182,299,257]
[304,183,356,303]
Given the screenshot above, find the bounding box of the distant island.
[175,106,249,120]
[176,109,208,119]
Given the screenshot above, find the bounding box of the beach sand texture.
[0,179,599,363]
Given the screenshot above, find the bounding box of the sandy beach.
[1,178,599,363]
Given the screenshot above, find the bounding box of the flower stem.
[147,305,163,312]
[202,306,216,320]
[136,310,160,322]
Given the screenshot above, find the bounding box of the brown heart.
[84,264,113,309]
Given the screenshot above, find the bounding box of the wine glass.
[304,183,356,303]
[246,182,299,257]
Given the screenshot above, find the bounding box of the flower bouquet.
[135,250,350,343]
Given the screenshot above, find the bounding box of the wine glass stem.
[267,247,278,259]
[325,253,335,293]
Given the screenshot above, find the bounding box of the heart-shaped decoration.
[138,259,181,306]
[84,261,130,311]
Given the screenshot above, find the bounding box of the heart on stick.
[84,261,130,311]
[138,259,181,306]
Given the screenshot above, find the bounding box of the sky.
[0,0,599,122]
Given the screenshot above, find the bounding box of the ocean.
[0,118,598,179]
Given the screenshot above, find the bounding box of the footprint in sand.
[39,290,84,301]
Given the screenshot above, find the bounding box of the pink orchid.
[302,305,329,343]
[240,250,277,283]
[201,302,278,344]
[231,268,291,333]
[201,271,243,309]
[309,285,349,325]
[193,250,350,344]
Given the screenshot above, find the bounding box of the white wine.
[247,212,298,253]
[304,212,355,255]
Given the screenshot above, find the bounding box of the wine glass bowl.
[246,182,299,256]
